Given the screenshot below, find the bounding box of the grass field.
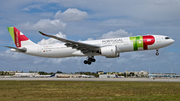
[0,81,180,101]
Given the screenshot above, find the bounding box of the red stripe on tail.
[14,27,29,47]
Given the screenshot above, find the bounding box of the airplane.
[35,73,55,78]
[5,27,174,65]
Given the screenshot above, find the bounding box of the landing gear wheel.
[88,58,92,61]
[156,49,159,56]
[156,52,159,56]
[84,56,96,65]
[88,61,91,65]
[84,60,88,64]
[92,59,96,62]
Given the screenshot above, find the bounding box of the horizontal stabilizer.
[4,46,27,52]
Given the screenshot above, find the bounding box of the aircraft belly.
[43,48,75,58]
[26,47,76,58]
[72,50,85,56]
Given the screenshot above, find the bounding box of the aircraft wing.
[39,31,100,54]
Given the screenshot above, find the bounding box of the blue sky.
[0,0,180,73]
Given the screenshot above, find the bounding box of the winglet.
[39,31,42,34]
[39,31,46,36]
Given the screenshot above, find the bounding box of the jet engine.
[100,46,119,58]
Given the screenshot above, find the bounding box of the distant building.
[97,71,149,77]
[97,71,104,75]
[15,73,38,77]
[0,71,21,75]
[125,71,149,77]
[118,72,124,75]
[55,73,82,78]
[134,72,139,75]
[99,74,117,78]
[139,71,149,77]
[148,73,180,78]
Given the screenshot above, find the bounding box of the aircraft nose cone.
[170,39,175,44]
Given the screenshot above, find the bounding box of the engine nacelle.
[100,46,119,58]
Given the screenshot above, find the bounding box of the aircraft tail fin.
[7,27,37,48]
[50,73,56,77]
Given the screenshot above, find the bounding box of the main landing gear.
[156,49,159,56]
[84,56,96,65]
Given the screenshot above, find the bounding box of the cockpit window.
[165,37,170,39]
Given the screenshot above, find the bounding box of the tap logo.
[15,31,19,47]
[130,35,155,51]
[14,27,29,47]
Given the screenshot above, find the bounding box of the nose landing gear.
[84,56,96,65]
[156,49,159,56]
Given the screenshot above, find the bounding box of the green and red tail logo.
[7,27,29,48]
[130,35,155,51]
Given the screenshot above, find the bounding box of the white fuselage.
[16,35,174,58]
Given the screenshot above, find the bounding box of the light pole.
[78,68,79,73]
[36,67,38,73]
[171,68,172,78]
[107,67,109,78]
[108,67,109,74]
[149,68,150,74]
[126,68,127,78]
[171,66,177,78]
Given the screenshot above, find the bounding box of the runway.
[0,78,180,82]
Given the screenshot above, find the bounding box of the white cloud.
[0,50,23,60]
[33,58,46,64]
[22,8,30,11]
[100,29,133,39]
[38,32,66,45]
[48,58,62,64]
[22,4,43,11]
[101,19,142,28]
[33,58,63,64]
[149,0,179,6]
[19,19,66,32]
[52,0,180,22]
[54,8,88,22]
[86,38,94,41]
